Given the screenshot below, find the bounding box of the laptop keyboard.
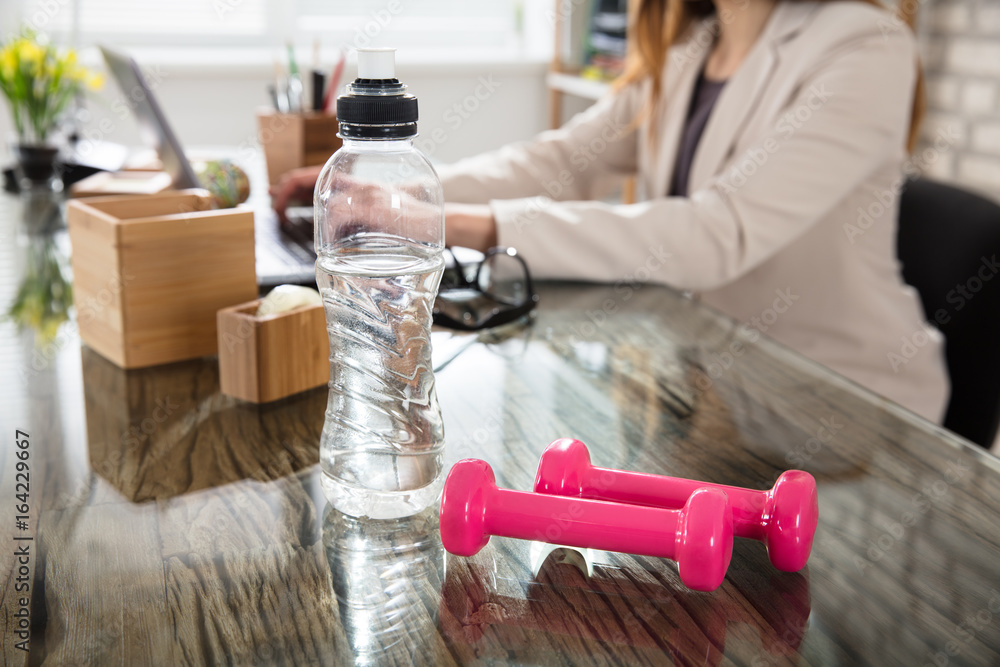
[255,207,318,286]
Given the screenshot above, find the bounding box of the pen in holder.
[256,110,342,186]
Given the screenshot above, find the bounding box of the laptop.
[99,46,318,287]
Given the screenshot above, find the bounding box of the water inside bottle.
[317,234,446,519]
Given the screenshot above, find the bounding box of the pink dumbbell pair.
[440,438,819,592]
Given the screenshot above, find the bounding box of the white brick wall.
[918,0,1000,200]
[973,122,1000,154]
[978,6,1000,33]
[961,80,996,115]
[958,154,1000,188]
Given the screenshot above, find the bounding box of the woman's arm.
[438,81,645,205]
[444,202,498,249]
[272,82,642,227]
[480,27,918,291]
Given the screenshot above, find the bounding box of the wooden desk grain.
[2,200,999,666]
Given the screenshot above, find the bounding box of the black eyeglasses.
[433,246,539,331]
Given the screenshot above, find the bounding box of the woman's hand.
[270,164,323,225]
[445,203,497,252]
[273,164,497,250]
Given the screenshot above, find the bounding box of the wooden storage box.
[217,299,329,403]
[67,190,257,369]
[256,111,342,185]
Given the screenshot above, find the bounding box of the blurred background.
[0,0,562,165]
[0,0,996,201]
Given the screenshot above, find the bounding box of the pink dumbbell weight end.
[440,459,734,591]
[534,439,818,572]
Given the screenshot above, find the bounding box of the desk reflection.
[324,505,446,665]
[81,347,325,502]
[442,546,810,665]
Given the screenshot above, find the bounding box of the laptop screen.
[99,46,200,190]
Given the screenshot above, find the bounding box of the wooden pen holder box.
[217,299,330,403]
[256,111,342,185]
[67,190,257,369]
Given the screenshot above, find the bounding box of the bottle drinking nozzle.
[356,48,396,80]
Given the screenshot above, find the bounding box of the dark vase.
[14,144,61,190]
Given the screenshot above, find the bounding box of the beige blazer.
[438,1,949,423]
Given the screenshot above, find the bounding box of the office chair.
[897,178,1000,448]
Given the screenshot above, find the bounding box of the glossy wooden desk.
[2,193,999,666]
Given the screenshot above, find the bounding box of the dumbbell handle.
[569,469,768,540]
[485,484,683,560]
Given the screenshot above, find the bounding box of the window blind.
[20,0,524,52]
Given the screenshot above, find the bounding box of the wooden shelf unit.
[547,0,634,203]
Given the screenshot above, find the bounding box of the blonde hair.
[615,0,925,152]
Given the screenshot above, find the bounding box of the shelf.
[546,72,610,101]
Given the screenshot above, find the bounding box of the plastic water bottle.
[314,48,446,519]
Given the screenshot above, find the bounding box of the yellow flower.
[0,31,103,142]
[18,40,44,68]
[14,40,48,78]
[85,72,104,91]
[40,316,65,344]
[0,46,15,82]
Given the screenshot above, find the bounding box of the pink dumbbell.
[533,439,818,572]
[439,458,734,591]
